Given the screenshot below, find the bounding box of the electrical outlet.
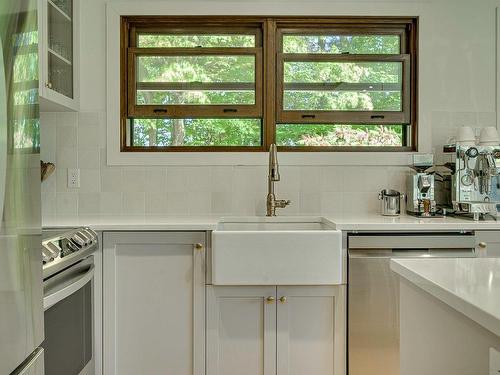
[490,347,500,374]
[67,168,80,188]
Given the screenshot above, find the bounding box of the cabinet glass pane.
[47,0,73,98]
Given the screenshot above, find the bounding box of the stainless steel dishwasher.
[347,232,476,375]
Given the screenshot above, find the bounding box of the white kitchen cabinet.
[476,231,500,257]
[207,285,346,375]
[206,286,277,375]
[38,0,79,111]
[103,232,206,375]
[276,286,346,375]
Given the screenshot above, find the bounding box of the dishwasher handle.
[348,234,476,250]
[348,248,476,258]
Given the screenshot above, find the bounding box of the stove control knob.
[72,233,86,247]
[82,229,96,244]
[80,231,93,245]
[42,249,53,263]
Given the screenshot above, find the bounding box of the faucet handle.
[275,199,291,209]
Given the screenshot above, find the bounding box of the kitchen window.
[121,17,418,151]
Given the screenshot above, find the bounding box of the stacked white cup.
[478,127,500,146]
[454,126,476,146]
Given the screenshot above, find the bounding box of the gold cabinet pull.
[266,296,275,303]
[279,296,287,303]
[194,243,204,251]
[478,242,487,248]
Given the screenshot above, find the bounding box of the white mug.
[456,126,476,142]
[479,127,500,145]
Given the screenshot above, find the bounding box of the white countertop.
[329,214,500,231]
[42,214,500,231]
[42,215,220,231]
[391,258,500,337]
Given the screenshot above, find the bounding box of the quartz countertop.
[391,258,500,337]
[42,214,500,231]
[328,213,500,231]
[42,215,220,231]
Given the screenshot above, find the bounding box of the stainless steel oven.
[347,232,477,375]
[41,228,98,375]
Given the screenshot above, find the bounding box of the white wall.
[40,0,500,220]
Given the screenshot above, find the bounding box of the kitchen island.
[391,258,500,375]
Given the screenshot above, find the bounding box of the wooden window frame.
[121,17,266,152]
[120,16,418,152]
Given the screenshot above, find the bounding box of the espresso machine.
[451,145,500,220]
[406,154,438,216]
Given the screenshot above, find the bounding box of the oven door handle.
[43,264,95,311]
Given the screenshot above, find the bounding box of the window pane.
[283,35,400,54]
[138,34,255,48]
[137,89,255,105]
[136,55,255,105]
[283,90,401,111]
[137,55,255,83]
[283,61,402,111]
[284,61,402,84]
[276,124,403,147]
[131,118,262,147]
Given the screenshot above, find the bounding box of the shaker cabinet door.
[103,232,206,375]
[206,286,277,375]
[276,286,346,375]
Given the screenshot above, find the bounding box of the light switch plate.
[67,168,80,188]
[490,347,500,374]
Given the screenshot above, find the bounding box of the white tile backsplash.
[41,110,496,219]
[56,112,77,127]
[79,169,100,193]
[78,149,100,169]
[188,191,212,215]
[165,192,189,215]
[145,168,167,193]
[166,167,189,192]
[320,192,343,215]
[145,193,168,214]
[56,192,78,215]
[122,192,146,215]
[122,169,146,192]
[211,192,233,215]
[210,166,234,193]
[56,147,78,169]
[299,167,322,192]
[78,193,100,215]
[100,168,123,192]
[78,125,100,149]
[99,192,122,215]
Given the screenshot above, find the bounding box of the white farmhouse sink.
[211,217,343,285]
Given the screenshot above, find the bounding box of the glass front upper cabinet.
[39,0,79,111]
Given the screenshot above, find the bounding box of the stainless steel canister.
[378,189,403,216]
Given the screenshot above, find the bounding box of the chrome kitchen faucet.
[266,144,291,216]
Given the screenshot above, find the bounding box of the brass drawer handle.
[194,243,204,251]
[478,242,487,248]
[279,296,287,303]
[266,296,275,303]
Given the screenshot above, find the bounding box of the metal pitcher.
[378,189,403,216]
